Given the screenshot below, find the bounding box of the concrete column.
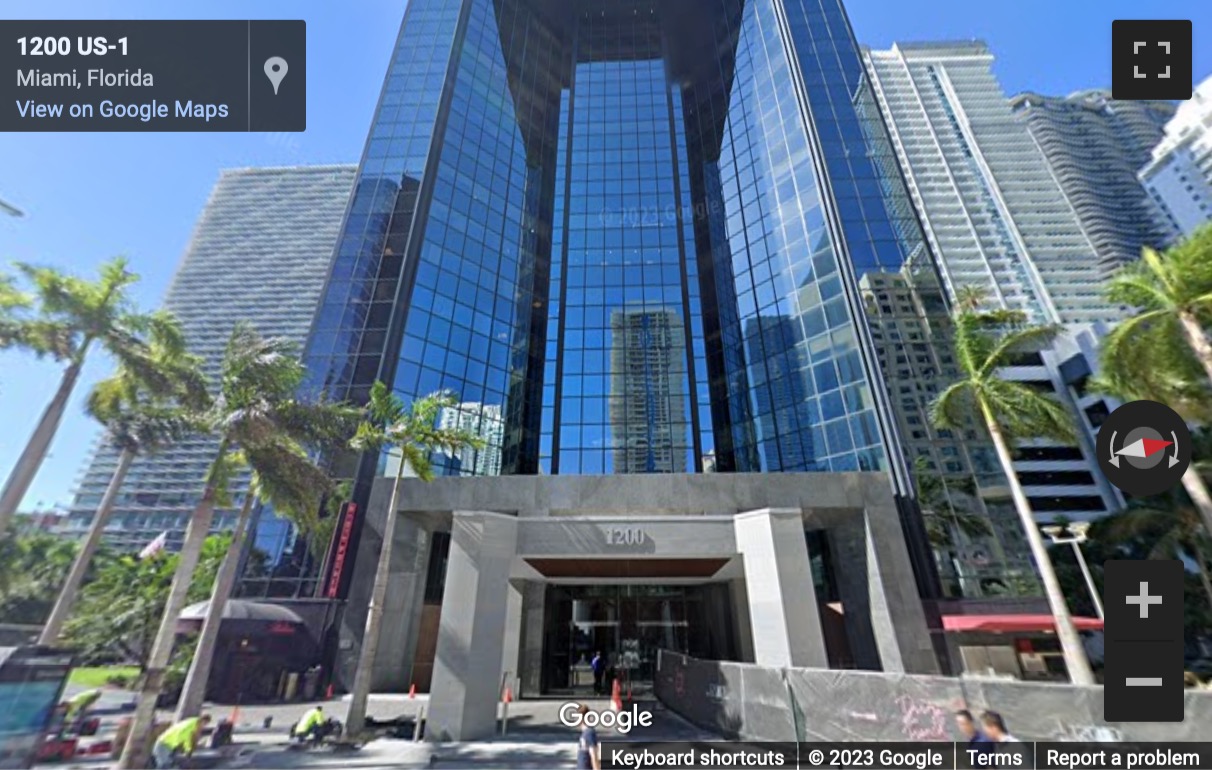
[499,580,524,696]
[728,578,754,663]
[426,511,518,741]
[519,581,545,697]
[733,508,828,668]
[371,518,431,691]
[861,506,941,674]
[827,517,883,671]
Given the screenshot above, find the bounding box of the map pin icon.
[264,56,288,95]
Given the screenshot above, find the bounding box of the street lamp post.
[1042,521,1104,620]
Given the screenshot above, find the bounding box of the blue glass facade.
[244,0,951,599]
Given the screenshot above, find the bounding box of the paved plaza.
[44,686,718,769]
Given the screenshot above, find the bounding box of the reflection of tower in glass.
[438,403,505,477]
[609,308,688,474]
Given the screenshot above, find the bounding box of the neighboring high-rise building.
[63,166,357,553]
[864,42,1116,327]
[1011,90,1175,275]
[863,42,1122,522]
[1140,76,1212,239]
[858,265,1031,598]
[236,0,1008,732]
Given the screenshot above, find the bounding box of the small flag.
[139,532,168,560]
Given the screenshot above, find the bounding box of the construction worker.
[152,714,211,769]
[292,704,327,746]
[62,688,102,732]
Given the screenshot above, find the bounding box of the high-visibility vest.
[157,718,200,753]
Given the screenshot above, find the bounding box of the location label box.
[0,20,305,132]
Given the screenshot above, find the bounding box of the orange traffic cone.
[610,679,622,712]
[503,686,513,703]
[325,684,334,700]
[408,683,416,699]
[230,706,241,725]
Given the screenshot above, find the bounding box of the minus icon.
[1125,677,1163,687]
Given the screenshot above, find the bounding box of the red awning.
[942,614,1103,633]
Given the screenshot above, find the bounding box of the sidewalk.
[42,691,720,769]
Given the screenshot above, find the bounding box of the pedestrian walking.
[955,710,994,758]
[590,651,605,695]
[980,711,1020,743]
[152,714,211,768]
[574,704,601,770]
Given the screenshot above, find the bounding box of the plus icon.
[1126,581,1163,619]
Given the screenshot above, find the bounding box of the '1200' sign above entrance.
[602,525,647,546]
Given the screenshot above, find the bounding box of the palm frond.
[978,323,1064,378]
[269,399,364,447]
[245,439,332,533]
[930,381,976,432]
[351,384,485,482]
[984,378,1076,444]
[367,380,405,426]
[1106,258,1173,311]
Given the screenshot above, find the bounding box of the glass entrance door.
[544,584,724,695]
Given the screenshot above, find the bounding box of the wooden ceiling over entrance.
[524,557,730,579]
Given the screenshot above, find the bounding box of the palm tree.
[174,393,359,720]
[1102,230,1212,538]
[343,382,483,738]
[0,271,30,350]
[38,314,207,645]
[930,288,1095,685]
[1095,498,1212,613]
[0,258,162,534]
[1105,228,1212,383]
[119,325,357,768]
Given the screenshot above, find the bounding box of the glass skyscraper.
[262,0,995,717]
[300,0,952,495]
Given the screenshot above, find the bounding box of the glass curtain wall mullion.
[549,14,579,475]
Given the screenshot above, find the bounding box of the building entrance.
[540,583,737,695]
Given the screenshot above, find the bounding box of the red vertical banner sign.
[323,502,358,599]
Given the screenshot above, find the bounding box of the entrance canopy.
[524,557,730,579]
[941,614,1104,633]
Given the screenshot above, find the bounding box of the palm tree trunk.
[175,491,256,721]
[1180,466,1212,540]
[1189,541,1212,614]
[0,358,84,534]
[1177,310,1212,386]
[118,489,218,770]
[980,401,1096,686]
[345,462,406,736]
[38,447,135,645]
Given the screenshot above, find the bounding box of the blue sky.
[2,0,1211,510]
